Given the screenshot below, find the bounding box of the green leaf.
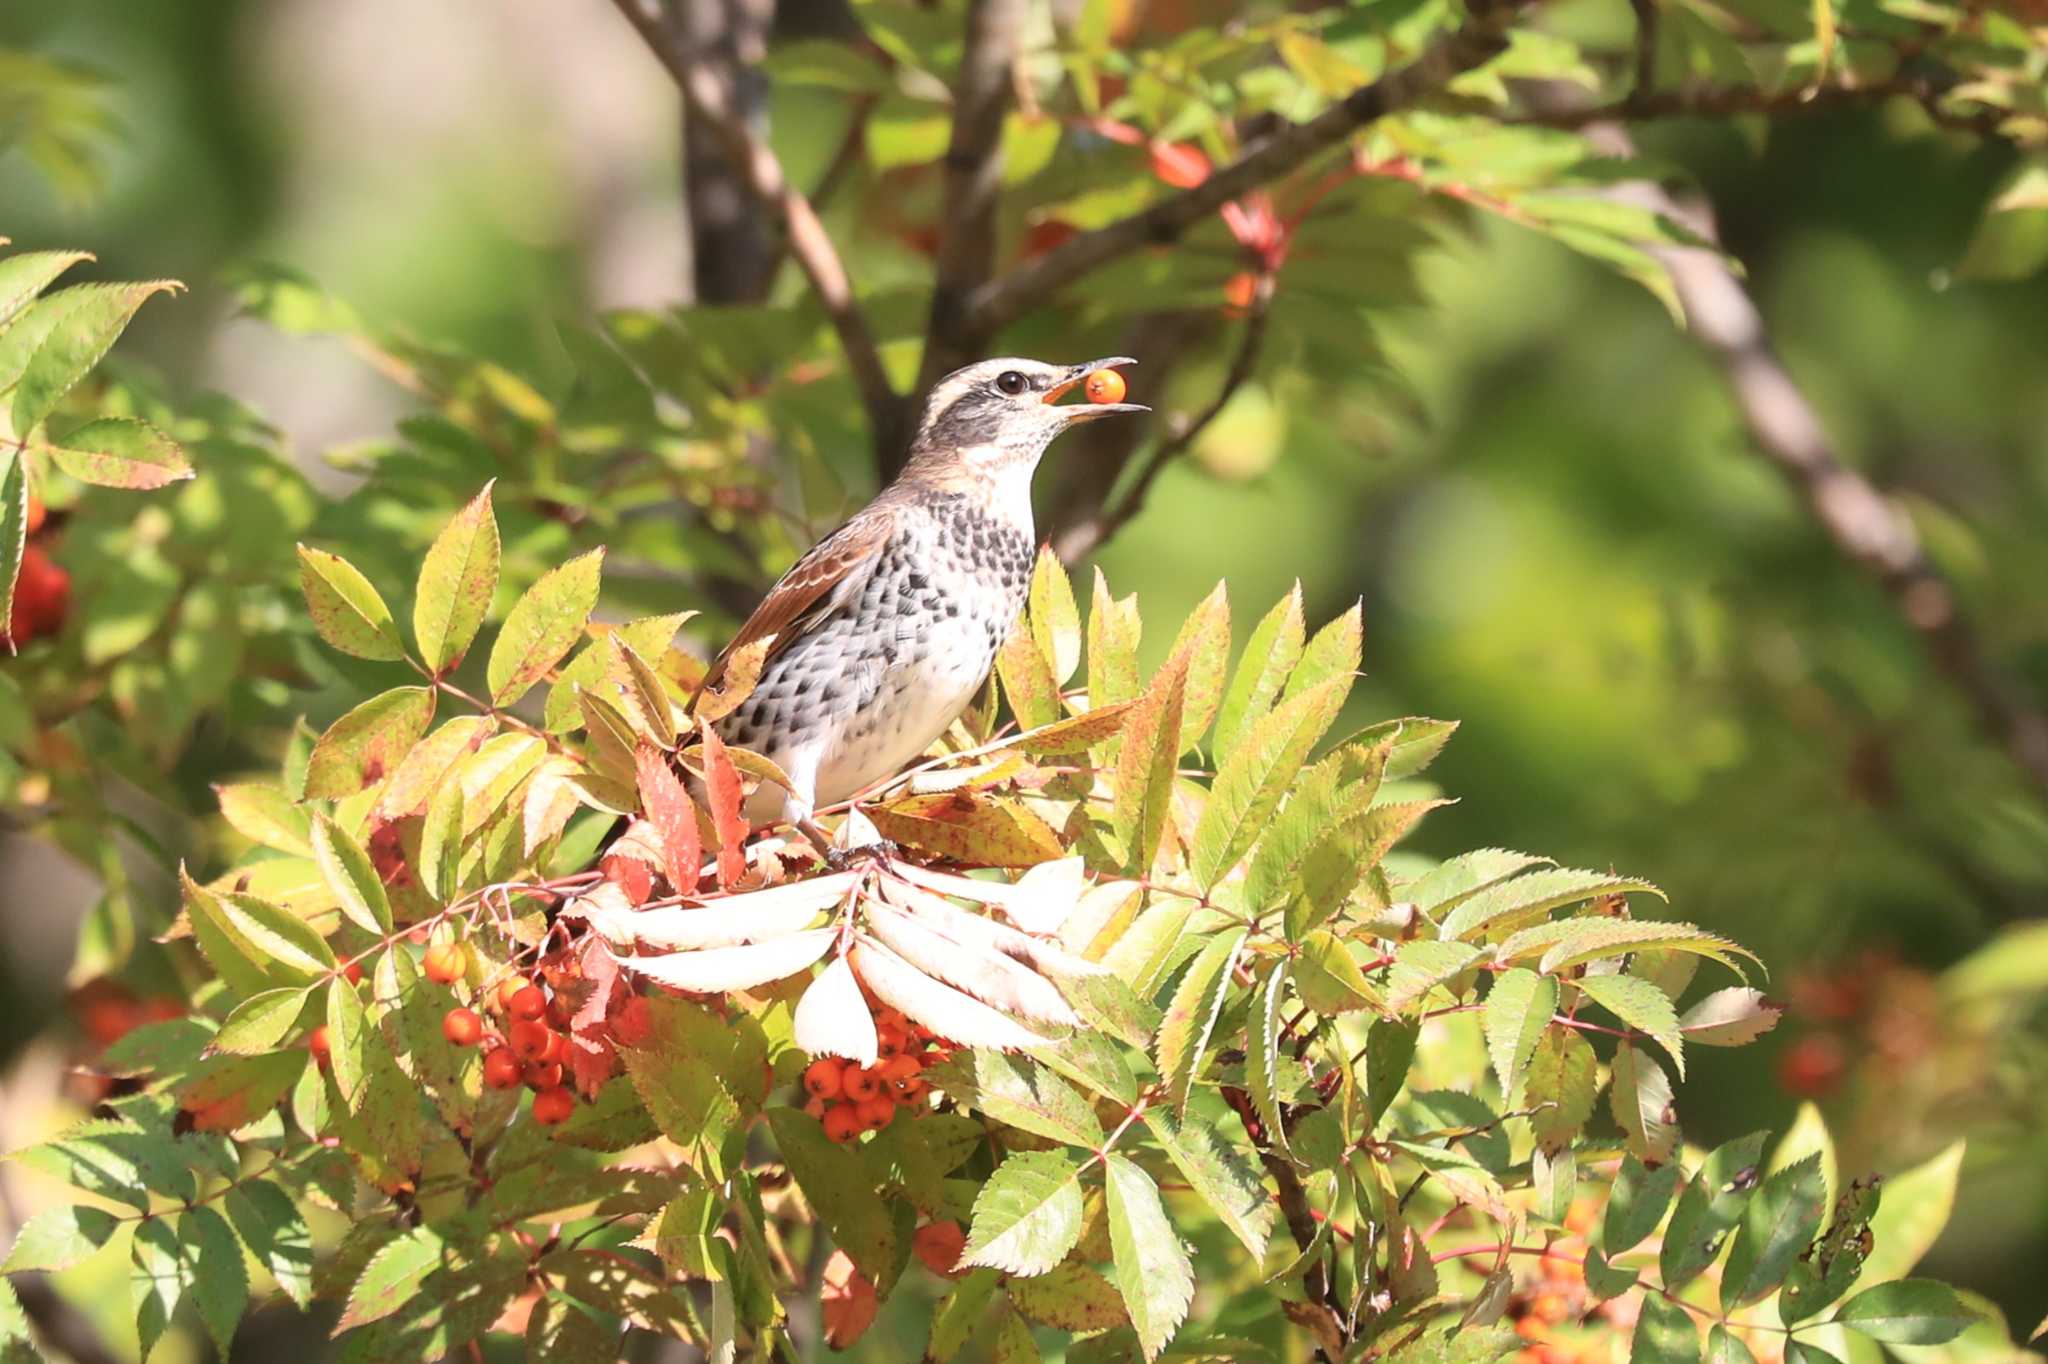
[1189,673,1349,890]
[131,1214,188,1361]
[1140,1109,1274,1260]
[487,547,604,705]
[1721,1153,1827,1308]
[960,1149,1084,1277]
[181,869,332,989]
[1408,849,1554,917]
[1242,749,1350,915]
[1,1204,119,1273]
[1584,1244,1640,1302]
[414,481,500,673]
[1631,1293,1701,1364]
[1611,1041,1679,1165]
[1525,1025,1598,1154]
[1029,546,1082,686]
[39,417,192,488]
[304,686,437,800]
[213,986,312,1055]
[1007,1262,1126,1331]
[1605,1154,1681,1254]
[928,1268,1002,1361]
[1706,1326,1759,1364]
[1160,581,1229,753]
[998,617,1061,730]
[11,279,182,435]
[1154,929,1245,1113]
[1364,1018,1420,1129]
[185,1205,248,1358]
[297,544,405,661]
[1087,567,1142,709]
[0,450,25,642]
[1244,963,1291,1157]
[1387,939,1481,1012]
[1105,1155,1194,1361]
[341,1223,470,1330]
[1283,601,1361,703]
[312,814,394,935]
[1482,968,1556,1095]
[225,1181,314,1308]
[1212,584,1306,764]
[1781,1175,1880,1323]
[1349,715,1459,781]
[1577,973,1686,1078]
[1661,1132,1768,1289]
[623,1040,742,1181]
[1441,868,1664,942]
[1294,929,1385,1015]
[1836,1279,1976,1344]
[951,1050,1104,1148]
[325,972,371,1106]
[1507,919,1755,978]
[215,782,313,856]
[1111,650,1188,873]
[0,248,91,329]
[545,613,692,733]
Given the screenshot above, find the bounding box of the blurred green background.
[3,0,2045,1348]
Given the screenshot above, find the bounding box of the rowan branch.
[1514,75,2016,139]
[1578,118,2048,799]
[915,0,1030,425]
[963,0,1528,339]
[605,0,906,461]
[1052,273,1274,562]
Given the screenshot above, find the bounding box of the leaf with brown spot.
[303,687,437,800]
[869,793,1065,867]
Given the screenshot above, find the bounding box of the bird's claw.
[824,838,900,871]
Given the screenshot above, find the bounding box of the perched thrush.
[701,356,1145,825]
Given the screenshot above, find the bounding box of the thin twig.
[1626,0,1659,108]
[1052,272,1275,562]
[916,0,1030,422]
[1514,76,2015,139]
[605,0,906,461]
[964,0,1528,338]
[763,96,874,296]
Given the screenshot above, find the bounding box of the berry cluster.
[799,1007,952,1144]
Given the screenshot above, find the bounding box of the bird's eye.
[995,370,1028,396]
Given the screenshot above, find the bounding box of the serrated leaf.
[961,1149,1083,1276]
[1661,1132,1769,1289]
[1578,973,1685,1077]
[12,279,182,435]
[1611,1041,1679,1165]
[1190,673,1349,890]
[1441,868,1664,942]
[213,986,311,1055]
[1836,1279,1975,1344]
[1584,1244,1640,1302]
[1282,601,1361,703]
[0,248,91,329]
[1155,928,1244,1113]
[766,1109,898,1282]
[214,782,313,856]
[621,929,835,994]
[1781,1175,1880,1323]
[1105,1155,1193,1360]
[184,1204,247,1357]
[1387,939,1482,1012]
[1213,583,1306,764]
[1007,1262,1126,1331]
[130,1214,187,1361]
[1161,581,1229,753]
[225,1181,314,1308]
[545,613,692,733]
[1631,1292,1700,1364]
[1483,968,1557,1095]
[928,1269,1001,1361]
[1112,650,1188,873]
[1295,930,1386,1015]
[848,937,1051,1050]
[1525,1025,1598,1154]
[1512,918,1756,977]
[178,1050,309,1133]
[304,686,436,799]
[40,416,192,488]
[1087,567,1141,708]
[1141,1108,1273,1259]
[1029,546,1082,686]
[2,1205,119,1273]
[1706,1326,1759,1364]
[311,814,393,935]
[1245,963,1291,1156]
[869,792,1064,868]
[0,450,27,650]
[1346,714,1459,781]
[955,1050,1103,1147]
[1407,849,1555,918]
[342,1223,469,1330]
[1721,1153,1826,1307]
[298,544,404,661]
[487,547,604,705]
[414,481,499,673]
[1679,988,1782,1047]
[1606,1154,1682,1253]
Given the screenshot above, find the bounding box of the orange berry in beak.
[1084,370,1127,404]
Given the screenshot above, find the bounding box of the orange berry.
[547,992,575,1029]
[507,985,548,1022]
[540,1027,567,1065]
[856,1096,896,1131]
[823,1103,864,1143]
[912,1221,967,1278]
[804,1095,829,1119]
[441,1007,483,1047]
[804,1058,846,1099]
[307,1025,331,1066]
[842,1066,882,1103]
[494,977,528,1013]
[532,1086,576,1125]
[879,1054,920,1081]
[422,940,466,985]
[482,1047,522,1089]
[876,1025,907,1059]
[343,962,364,985]
[523,1059,564,1091]
[891,1074,929,1106]
[1084,369,1127,404]
[508,1019,554,1061]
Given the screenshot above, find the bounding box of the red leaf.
[699,720,748,890]
[1149,141,1210,189]
[565,1029,618,1097]
[635,742,701,897]
[601,852,653,906]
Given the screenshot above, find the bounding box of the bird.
[697,356,1146,829]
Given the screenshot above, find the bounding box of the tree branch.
[606,0,907,461]
[1514,75,2014,138]
[1051,273,1274,562]
[674,0,778,305]
[1579,118,2048,798]
[963,0,1528,339]
[915,0,1030,434]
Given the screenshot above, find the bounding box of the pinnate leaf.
[1111,649,1187,873]
[1105,1155,1194,1360]
[1155,929,1245,1113]
[1611,1041,1679,1165]
[1212,582,1306,764]
[2,1205,119,1273]
[312,814,394,935]
[1189,673,1348,890]
[11,279,182,434]
[303,686,436,799]
[413,481,499,673]
[766,1109,898,1282]
[487,547,603,705]
[1141,1108,1273,1259]
[1661,1132,1769,1289]
[1631,1292,1700,1364]
[1577,973,1686,1077]
[1835,1279,1976,1344]
[1282,600,1361,703]
[298,544,404,661]
[1441,868,1663,942]
[1482,967,1557,1095]
[1525,1025,1598,1154]
[961,1149,1083,1277]
[1605,1154,1681,1253]
[40,416,192,488]
[1029,545,1082,686]
[1721,1153,1826,1307]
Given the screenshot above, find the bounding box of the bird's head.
[904,356,1146,479]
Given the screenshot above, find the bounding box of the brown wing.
[690,505,898,707]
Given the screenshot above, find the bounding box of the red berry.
[532,1086,576,1126]
[803,1058,845,1100]
[24,498,46,535]
[422,941,466,985]
[441,1007,483,1047]
[856,1096,896,1132]
[523,1059,564,1091]
[307,1025,331,1066]
[507,985,548,1022]
[822,1104,864,1144]
[482,1047,522,1089]
[3,545,69,647]
[842,1065,882,1103]
[508,1019,554,1061]
[912,1221,967,1278]
[1778,1033,1848,1098]
[1084,369,1127,404]
[540,1027,566,1066]
[547,991,575,1029]
[343,962,364,984]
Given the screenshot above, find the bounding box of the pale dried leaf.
[864,902,1077,1026]
[626,873,857,951]
[619,929,835,993]
[849,937,1050,1050]
[794,954,878,1066]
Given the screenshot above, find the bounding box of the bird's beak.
[1044,356,1149,421]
